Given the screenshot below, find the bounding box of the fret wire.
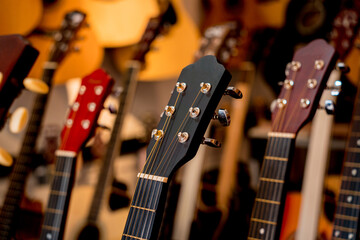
[249,136,293,238]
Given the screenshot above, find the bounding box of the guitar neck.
[122,176,168,240]
[248,134,295,240]
[87,62,141,222]
[40,151,77,240]
[332,85,360,239]
[0,67,55,239]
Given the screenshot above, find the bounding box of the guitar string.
[249,59,321,238]
[133,88,202,239]
[249,67,295,238]
[124,91,181,238]
[126,115,171,239]
[339,94,360,237]
[336,116,360,237]
[128,97,177,238]
[132,87,203,239]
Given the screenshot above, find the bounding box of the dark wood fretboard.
[87,63,140,223]
[40,152,77,240]
[332,87,360,239]
[248,135,295,240]
[0,67,55,239]
[122,177,168,240]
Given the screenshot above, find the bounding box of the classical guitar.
[38,0,159,47]
[0,34,39,132]
[39,69,114,240]
[27,2,104,85]
[65,4,177,240]
[247,39,337,240]
[0,0,42,35]
[121,55,240,240]
[0,11,86,240]
[280,5,360,240]
[113,0,200,81]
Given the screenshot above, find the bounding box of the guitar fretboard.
[122,177,166,240]
[0,68,55,239]
[88,63,140,222]
[332,93,360,239]
[248,135,295,240]
[40,152,77,240]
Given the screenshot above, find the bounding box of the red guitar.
[39,69,114,240]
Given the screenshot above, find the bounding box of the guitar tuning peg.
[106,104,118,114]
[112,87,124,97]
[224,86,242,99]
[325,80,342,96]
[97,124,111,131]
[0,147,13,167]
[318,100,336,115]
[201,137,221,148]
[213,109,230,126]
[8,107,28,134]
[23,78,49,94]
[336,62,350,73]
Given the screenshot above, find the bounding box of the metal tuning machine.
[201,137,221,148]
[213,109,230,126]
[224,86,243,99]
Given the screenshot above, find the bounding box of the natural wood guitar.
[0,12,87,240]
[0,0,43,35]
[247,39,337,240]
[113,0,200,81]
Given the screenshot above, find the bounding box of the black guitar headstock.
[141,55,232,179]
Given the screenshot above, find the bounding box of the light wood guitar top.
[0,0,43,35]
[39,0,159,47]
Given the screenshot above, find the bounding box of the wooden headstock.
[271,39,337,134]
[141,55,232,179]
[59,69,114,153]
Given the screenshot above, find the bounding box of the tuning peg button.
[336,62,350,73]
[326,80,342,96]
[9,107,28,133]
[318,100,335,115]
[213,109,230,126]
[224,87,242,99]
[23,78,49,94]
[0,147,13,167]
[202,137,221,148]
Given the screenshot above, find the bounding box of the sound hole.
[77,224,101,240]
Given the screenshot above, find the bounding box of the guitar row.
[0,1,360,240]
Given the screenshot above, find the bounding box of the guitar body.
[27,28,104,85]
[64,186,129,240]
[114,0,200,81]
[0,0,42,35]
[39,0,159,47]
[280,192,333,240]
